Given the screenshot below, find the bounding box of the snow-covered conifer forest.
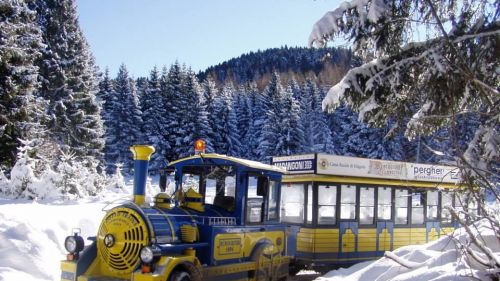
[0,0,498,280]
[2,0,494,200]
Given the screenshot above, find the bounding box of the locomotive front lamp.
[140,245,161,263]
[64,231,84,261]
[140,246,161,273]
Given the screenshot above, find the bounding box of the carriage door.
[425,190,440,242]
[246,175,280,224]
[376,187,393,253]
[245,175,282,280]
[339,185,358,257]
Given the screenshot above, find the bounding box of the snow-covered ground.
[0,176,163,281]
[0,179,498,281]
[318,219,499,281]
[0,198,111,281]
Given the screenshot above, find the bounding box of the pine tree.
[140,66,169,171]
[201,77,219,153]
[185,70,213,156]
[310,83,334,153]
[176,66,205,158]
[233,86,251,157]
[258,72,287,160]
[0,0,45,168]
[310,0,498,169]
[213,83,241,156]
[113,64,143,172]
[163,62,184,161]
[280,83,305,155]
[243,82,264,160]
[96,68,118,173]
[300,79,334,153]
[33,0,104,164]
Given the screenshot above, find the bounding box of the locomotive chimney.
[130,145,155,205]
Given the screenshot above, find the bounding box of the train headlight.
[140,246,160,264]
[64,234,84,254]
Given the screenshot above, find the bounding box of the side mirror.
[256,176,268,196]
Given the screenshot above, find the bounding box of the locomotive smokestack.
[130,145,155,205]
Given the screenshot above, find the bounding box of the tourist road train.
[61,140,471,281]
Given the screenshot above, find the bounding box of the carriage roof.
[168,153,286,174]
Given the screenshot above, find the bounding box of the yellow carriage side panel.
[410,228,427,245]
[358,229,377,252]
[214,233,244,260]
[341,229,355,253]
[313,228,339,253]
[378,228,391,251]
[428,228,439,242]
[393,228,411,249]
[440,227,455,236]
[297,228,314,252]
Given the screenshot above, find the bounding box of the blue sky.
[76,0,340,77]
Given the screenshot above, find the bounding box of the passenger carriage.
[272,153,472,273]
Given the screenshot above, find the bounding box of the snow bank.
[317,219,499,281]
[0,175,163,281]
[0,199,110,281]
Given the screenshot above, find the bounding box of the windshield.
[179,165,236,211]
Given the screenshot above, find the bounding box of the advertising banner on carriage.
[271,154,316,174]
[316,154,460,183]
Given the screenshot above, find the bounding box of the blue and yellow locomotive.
[61,143,289,281]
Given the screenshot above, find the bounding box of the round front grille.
[97,207,149,274]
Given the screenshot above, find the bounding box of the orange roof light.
[194,139,206,154]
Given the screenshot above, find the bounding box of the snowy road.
[289,271,321,281]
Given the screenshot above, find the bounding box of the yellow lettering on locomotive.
[218,238,242,255]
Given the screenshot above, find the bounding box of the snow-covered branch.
[384,251,423,269]
[447,206,500,268]
[309,0,389,47]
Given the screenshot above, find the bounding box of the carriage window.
[307,185,313,224]
[377,187,392,220]
[360,187,375,224]
[267,180,279,220]
[340,185,357,220]
[281,183,305,223]
[426,190,438,220]
[205,178,216,204]
[203,166,235,211]
[456,192,478,219]
[182,173,200,192]
[441,191,453,223]
[411,191,424,224]
[247,176,263,223]
[318,185,337,225]
[468,194,479,217]
[395,189,408,224]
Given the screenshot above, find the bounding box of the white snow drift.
[318,219,499,281]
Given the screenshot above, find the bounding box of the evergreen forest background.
[0,0,478,198]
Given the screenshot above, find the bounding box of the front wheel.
[169,270,191,281]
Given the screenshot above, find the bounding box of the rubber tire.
[289,265,302,276]
[169,270,191,281]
